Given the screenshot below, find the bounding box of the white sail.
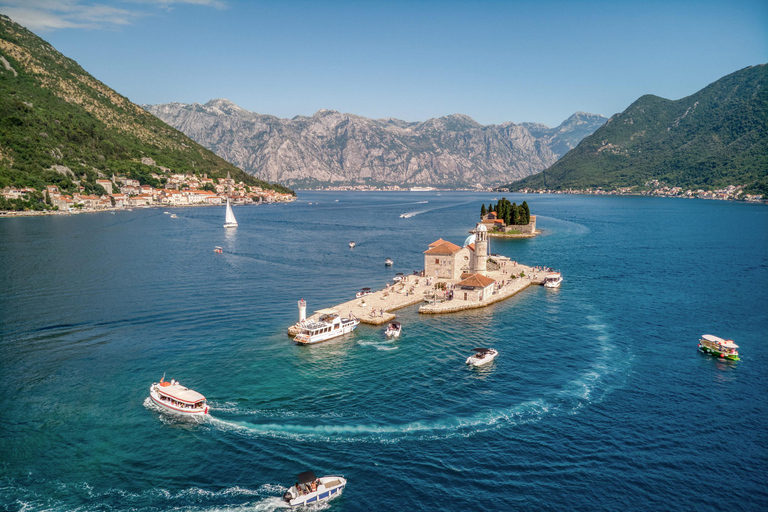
[224,197,238,228]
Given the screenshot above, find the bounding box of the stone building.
[423,239,471,280]
[455,273,496,301]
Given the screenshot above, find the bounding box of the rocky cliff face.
[144,99,606,188]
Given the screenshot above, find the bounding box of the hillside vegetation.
[0,15,293,195]
[507,65,768,194]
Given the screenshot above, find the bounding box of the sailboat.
[224,197,238,228]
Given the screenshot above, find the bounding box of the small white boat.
[699,334,740,361]
[385,321,401,338]
[294,310,360,345]
[224,197,238,228]
[466,348,498,366]
[393,273,405,282]
[543,272,562,288]
[349,241,356,248]
[169,213,178,218]
[149,377,208,415]
[163,211,170,214]
[282,471,346,508]
[356,287,372,298]
[385,258,393,266]
[214,246,223,253]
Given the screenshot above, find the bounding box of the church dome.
[463,234,476,247]
[475,223,487,232]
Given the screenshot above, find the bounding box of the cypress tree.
[481,203,487,217]
[511,203,519,225]
[521,201,530,224]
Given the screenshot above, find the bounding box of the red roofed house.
[456,273,497,302]
[424,239,472,279]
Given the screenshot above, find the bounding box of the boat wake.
[399,200,473,219]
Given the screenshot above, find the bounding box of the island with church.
[288,219,549,336]
[480,198,538,238]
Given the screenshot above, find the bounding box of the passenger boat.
[282,471,346,508]
[213,246,223,253]
[223,197,238,228]
[294,309,360,345]
[698,334,740,360]
[356,287,372,298]
[385,321,401,338]
[349,241,356,248]
[385,258,393,266]
[543,272,563,288]
[466,348,498,366]
[393,273,405,282]
[149,377,209,415]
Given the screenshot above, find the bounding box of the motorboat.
[282,471,346,508]
[543,272,563,288]
[149,377,208,415]
[393,273,405,282]
[356,287,372,298]
[224,197,238,228]
[385,321,401,338]
[466,348,498,366]
[294,309,360,345]
[699,334,740,360]
[385,258,393,266]
[169,213,178,218]
[213,246,223,253]
[349,241,356,248]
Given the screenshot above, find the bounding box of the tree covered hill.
[505,64,768,194]
[0,15,293,195]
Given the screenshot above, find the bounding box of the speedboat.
[393,273,405,282]
[149,377,209,415]
[385,321,401,338]
[294,310,360,345]
[213,246,223,253]
[385,258,393,266]
[699,334,740,360]
[466,348,498,366]
[349,241,356,248]
[356,287,372,298]
[169,213,178,218]
[282,471,346,508]
[543,272,563,288]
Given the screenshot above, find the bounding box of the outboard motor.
[283,490,293,502]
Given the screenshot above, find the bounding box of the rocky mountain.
[508,64,768,194]
[521,112,609,158]
[0,15,292,195]
[144,100,606,189]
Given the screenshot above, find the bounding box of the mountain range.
[0,15,293,195]
[143,101,607,189]
[507,64,768,194]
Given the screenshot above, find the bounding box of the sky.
[1,0,766,127]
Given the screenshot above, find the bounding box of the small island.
[479,198,537,237]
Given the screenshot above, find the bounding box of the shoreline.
[0,200,292,218]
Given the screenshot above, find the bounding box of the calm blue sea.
[1,192,766,511]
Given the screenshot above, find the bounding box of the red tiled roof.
[457,273,496,288]
[467,243,475,251]
[428,238,447,247]
[424,240,462,255]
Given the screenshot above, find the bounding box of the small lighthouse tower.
[298,299,307,322]
[473,223,489,276]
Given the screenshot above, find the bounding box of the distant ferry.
[409,187,435,191]
[698,334,740,360]
[149,377,208,415]
[294,310,359,345]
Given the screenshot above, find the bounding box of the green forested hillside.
[0,15,293,195]
[507,65,768,194]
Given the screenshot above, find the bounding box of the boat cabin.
[155,381,207,411]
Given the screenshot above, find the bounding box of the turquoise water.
[1,192,766,511]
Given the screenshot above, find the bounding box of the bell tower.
[474,223,488,276]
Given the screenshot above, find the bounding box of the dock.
[287,260,546,336]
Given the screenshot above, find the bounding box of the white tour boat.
[699,334,740,361]
[385,321,401,338]
[385,258,393,266]
[356,287,373,298]
[294,309,360,345]
[466,348,498,366]
[223,197,238,228]
[543,272,563,288]
[282,471,346,508]
[349,241,356,248]
[149,377,209,415]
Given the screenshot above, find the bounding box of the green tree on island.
[480,204,487,217]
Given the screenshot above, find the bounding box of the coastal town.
[0,164,295,216]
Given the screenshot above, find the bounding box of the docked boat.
[543,272,563,288]
[393,273,405,282]
[149,377,208,415]
[466,348,498,366]
[213,246,223,253]
[385,258,393,266]
[294,309,360,345]
[349,241,356,248]
[698,334,740,360]
[385,321,401,338]
[282,471,346,508]
[223,197,238,228]
[356,287,372,298]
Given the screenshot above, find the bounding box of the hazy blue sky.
[2,0,766,126]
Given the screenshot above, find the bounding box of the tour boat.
[385,258,393,266]
[294,310,360,345]
[385,321,401,338]
[543,272,563,288]
[698,334,740,360]
[356,287,372,298]
[149,377,209,415]
[223,197,238,228]
[213,246,223,253]
[349,241,356,248]
[282,471,346,508]
[466,348,498,366]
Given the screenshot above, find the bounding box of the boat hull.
[698,345,740,361]
[466,351,498,366]
[285,476,346,508]
[295,321,359,345]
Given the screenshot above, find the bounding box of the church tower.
[474,223,489,275]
